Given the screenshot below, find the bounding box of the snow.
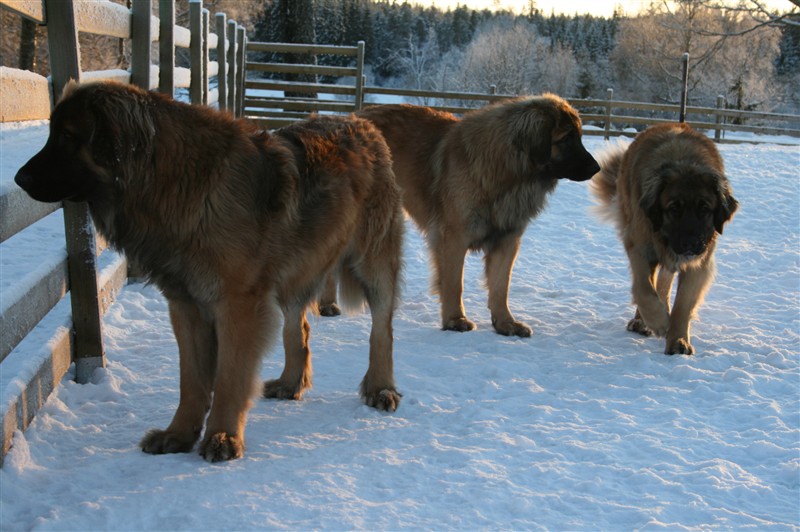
[0,68,50,122]
[73,0,131,40]
[1,117,798,530]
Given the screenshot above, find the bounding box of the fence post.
[130,0,152,90]
[202,9,209,105]
[227,20,237,112]
[44,0,105,384]
[189,0,203,104]
[159,0,175,95]
[45,0,80,100]
[236,26,246,118]
[604,88,613,140]
[714,95,726,142]
[216,13,227,111]
[679,52,689,123]
[355,40,365,111]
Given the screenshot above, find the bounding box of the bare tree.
[612,0,781,109]
[392,28,440,102]
[703,0,800,32]
[447,20,578,97]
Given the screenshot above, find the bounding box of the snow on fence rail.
[0,0,247,466]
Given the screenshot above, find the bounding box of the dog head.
[14,80,155,204]
[642,162,738,257]
[511,94,600,182]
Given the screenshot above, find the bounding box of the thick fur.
[14,81,404,462]
[591,122,738,355]
[322,95,600,336]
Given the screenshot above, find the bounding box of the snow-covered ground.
[0,119,798,530]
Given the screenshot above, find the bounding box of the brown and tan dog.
[322,95,599,337]
[15,81,404,461]
[591,122,738,354]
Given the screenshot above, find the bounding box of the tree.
[611,0,781,109]
[277,0,317,97]
[18,18,36,71]
[447,19,577,97]
[776,14,800,75]
[392,27,441,100]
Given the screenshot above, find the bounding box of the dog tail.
[589,140,628,224]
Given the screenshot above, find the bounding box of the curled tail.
[589,141,628,225]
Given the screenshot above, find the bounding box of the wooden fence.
[0,0,246,465]
[244,41,366,129]
[241,46,800,144]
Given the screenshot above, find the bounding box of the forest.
[1,0,798,113]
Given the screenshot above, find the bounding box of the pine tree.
[776,15,800,77]
[278,0,317,97]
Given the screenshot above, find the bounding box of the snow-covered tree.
[447,19,578,97]
[611,0,781,109]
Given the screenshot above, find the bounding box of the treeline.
[253,0,799,113]
[1,0,797,113]
[255,1,618,91]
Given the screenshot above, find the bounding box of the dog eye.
[60,131,77,144]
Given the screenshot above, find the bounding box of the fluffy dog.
[15,81,404,461]
[591,122,738,354]
[322,95,599,337]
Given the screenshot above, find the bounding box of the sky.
[420,0,795,18]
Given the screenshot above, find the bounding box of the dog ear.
[512,109,553,166]
[714,180,738,234]
[640,175,665,232]
[640,193,663,232]
[88,86,155,170]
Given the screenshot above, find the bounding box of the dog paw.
[443,316,476,332]
[362,388,402,412]
[140,429,197,454]
[626,317,653,336]
[262,379,306,400]
[636,306,669,337]
[492,318,532,337]
[319,303,341,317]
[198,432,244,462]
[665,337,695,355]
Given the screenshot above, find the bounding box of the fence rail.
[243,40,365,129]
[360,87,800,143]
[0,0,246,466]
[242,71,800,144]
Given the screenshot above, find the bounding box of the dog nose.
[14,169,32,192]
[587,158,600,176]
[674,236,707,257]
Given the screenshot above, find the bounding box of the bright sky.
[419,0,794,18]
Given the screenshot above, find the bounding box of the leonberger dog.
[321,95,600,337]
[591,122,738,355]
[14,81,404,462]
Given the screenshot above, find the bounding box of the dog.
[14,81,404,461]
[320,95,599,337]
[591,122,738,355]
